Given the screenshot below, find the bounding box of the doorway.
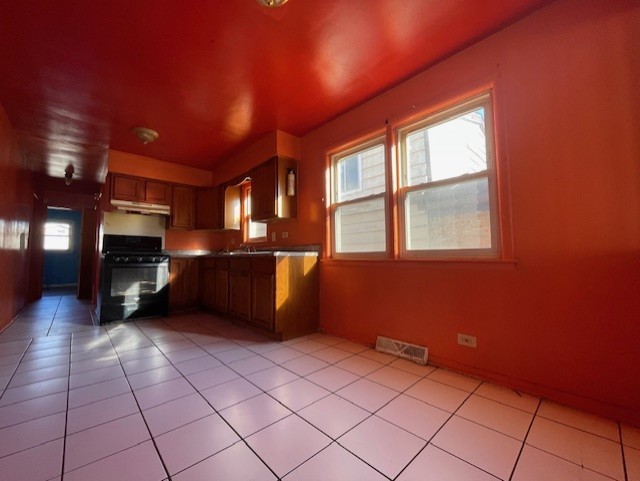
[43,207,82,292]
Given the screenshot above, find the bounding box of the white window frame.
[330,137,389,258]
[397,91,500,258]
[44,222,72,251]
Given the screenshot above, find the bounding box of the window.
[44,222,72,251]
[399,92,498,256]
[331,140,387,254]
[244,186,267,241]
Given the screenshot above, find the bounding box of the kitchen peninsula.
[171,250,319,341]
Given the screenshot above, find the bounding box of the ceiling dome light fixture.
[132,126,159,144]
[256,0,289,7]
[64,165,74,186]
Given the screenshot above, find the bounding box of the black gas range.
[97,235,169,324]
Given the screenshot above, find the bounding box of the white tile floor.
[0,293,638,481]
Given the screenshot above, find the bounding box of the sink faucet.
[239,243,252,253]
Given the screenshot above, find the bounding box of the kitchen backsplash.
[103,211,166,246]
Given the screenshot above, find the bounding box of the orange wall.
[0,104,33,330]
[299,0,640,424]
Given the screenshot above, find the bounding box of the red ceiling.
[0,0,554,183]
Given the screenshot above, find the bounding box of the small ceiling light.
[132,126,159,144]
[64,165,74,186]
[256,0,289,7]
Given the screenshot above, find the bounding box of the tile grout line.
[103,327,172,481]
[161,316,495,480]
[131,318,282,481]
[59,336,73,481]
[619,422,629,481]
[188,318,401,480]
[237,341,430,479]
[507,397,542,481]
[498,377,625,480]
[5,306,631,481]
[45,296,63,337]
[0,338,33,400]
[156,317,394,479]
[391,378,480,480]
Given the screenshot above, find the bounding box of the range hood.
[110,199,171,216]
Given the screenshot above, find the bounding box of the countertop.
[200,251,318,258]
[166,247,320,258]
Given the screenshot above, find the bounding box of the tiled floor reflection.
[0,293,637,480]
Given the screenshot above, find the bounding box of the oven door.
[98,261,169,323]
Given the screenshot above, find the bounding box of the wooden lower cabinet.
[229,257,251,320]
[199,258,216,310]
[169,257,199,311]
[214,258,229,313]
[251,270,275,330]
[205,253,318,340]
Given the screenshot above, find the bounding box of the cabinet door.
[238,271,251,320]
[252,271,275,330]
[214,266,229,313]
[169,258,186,310]
[228,270,239,317]
[195,188,221,230]
[229,257,250,318]
[185,258,199,306]
[251,156,297,221]
[200,260,216,310]
[112,175,144,202]
[251,158,277,221]
[145,181,172,205]
[170,186,195,229]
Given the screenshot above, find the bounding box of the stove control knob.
[114,257,120,263]
[137,257,143,262]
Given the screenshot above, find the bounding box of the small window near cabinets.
[244,185,267,241]
[44,222,72,251]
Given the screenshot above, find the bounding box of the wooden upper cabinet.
[170,185,195,229]
[111,175,144,202]
[145,181,172,205]
[251,156,297,222]
[195,187,223,230]
[111,174,172,205]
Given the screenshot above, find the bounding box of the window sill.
[321,257,518,270]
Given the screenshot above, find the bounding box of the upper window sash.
[399,93,494,189]
[332,140,386,205]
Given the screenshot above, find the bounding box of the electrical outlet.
[457,333,477,348]
[271,232,276,241]
[282,231,288,239]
